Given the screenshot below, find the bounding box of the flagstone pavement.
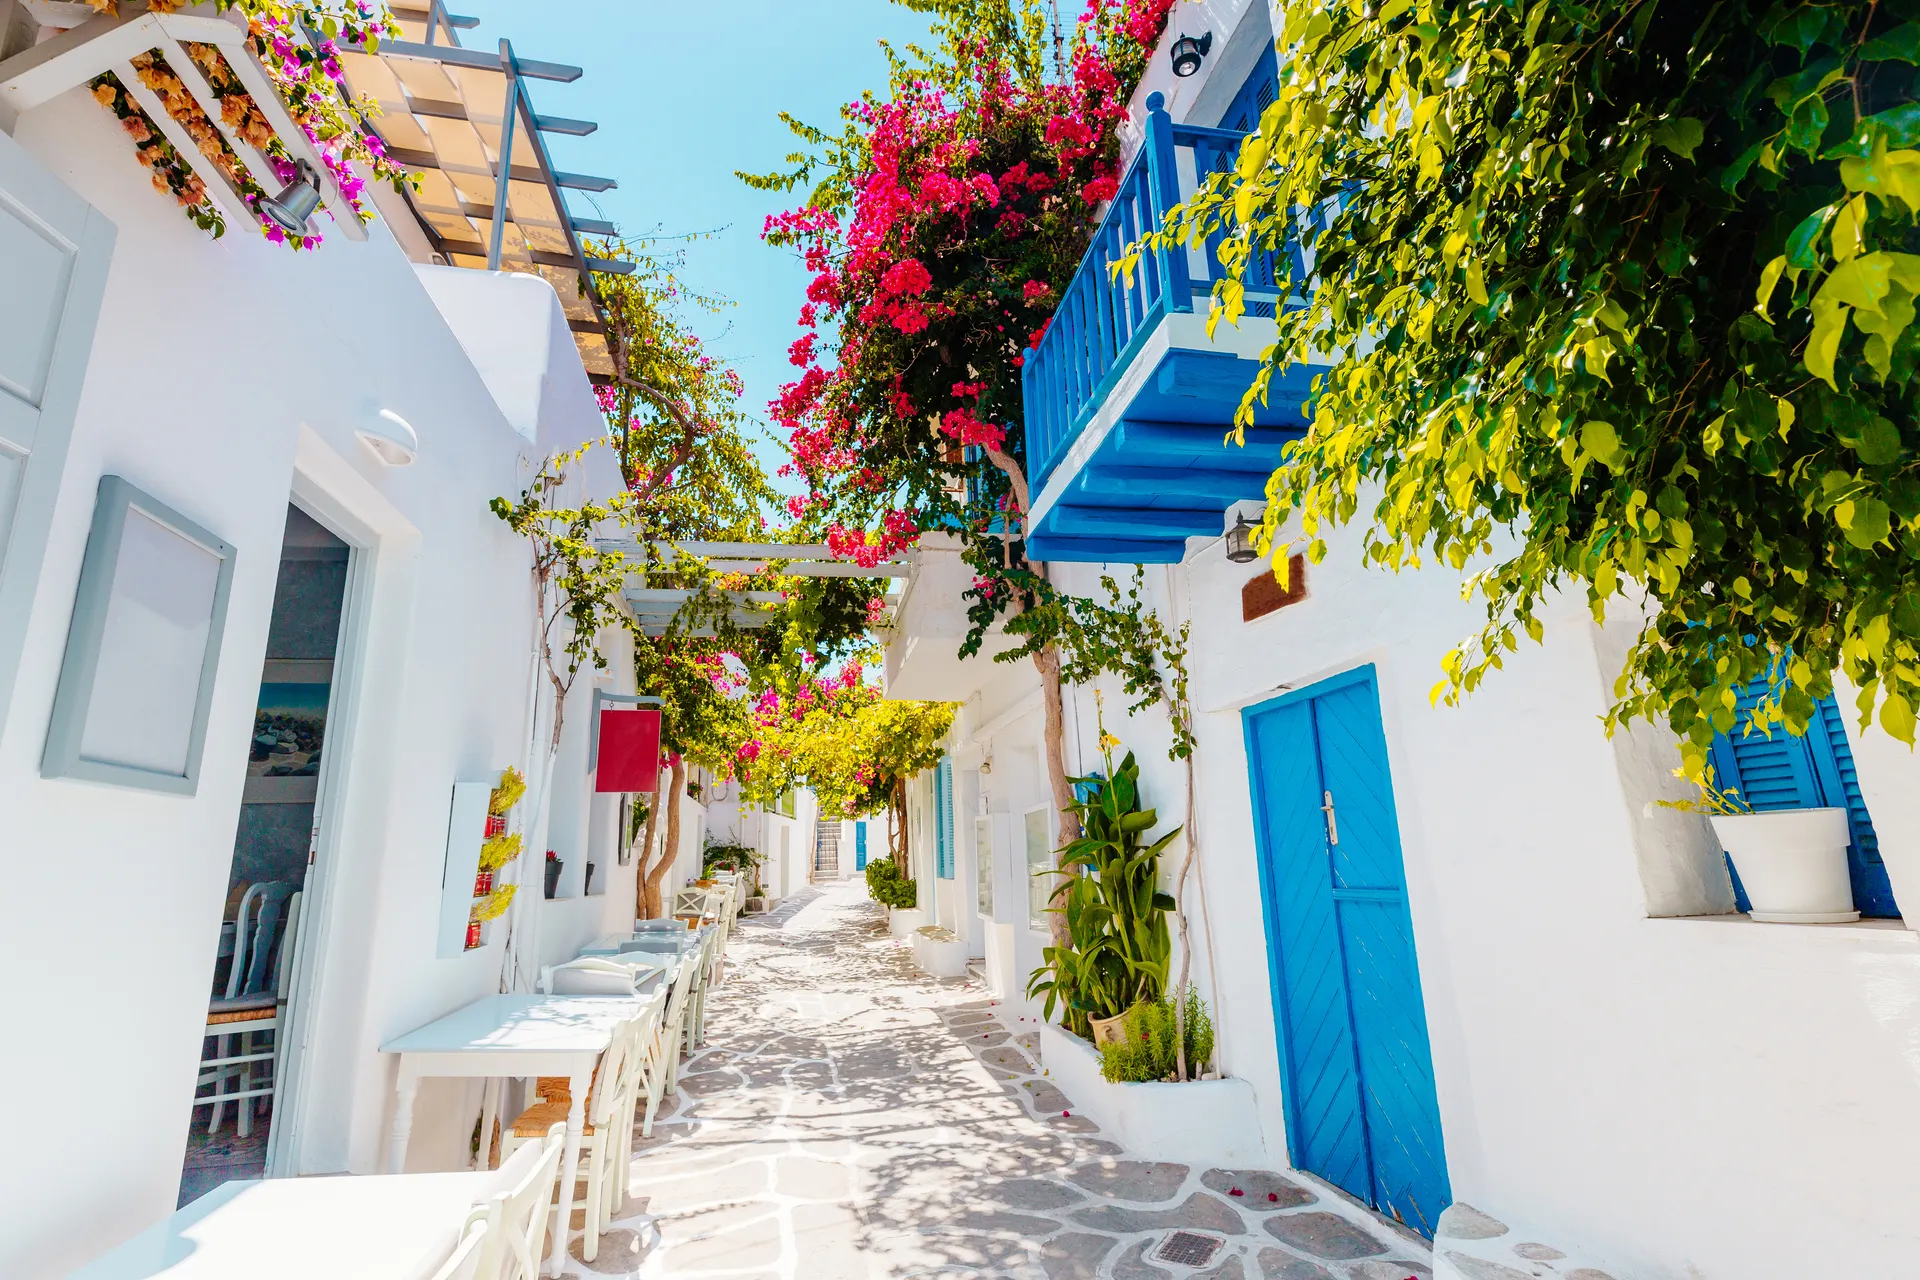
[558,878,1434,1280]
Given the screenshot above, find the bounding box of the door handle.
[1321,790,1339,847]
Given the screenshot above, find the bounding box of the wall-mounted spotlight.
[1224,511,1260,564]
[258,160,322,237]
[1170,31,1213,78]
[357,407,419,467]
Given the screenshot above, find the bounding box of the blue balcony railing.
[1020,91,1301,495]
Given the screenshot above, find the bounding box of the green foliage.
[1660,762,1759,816]
[1097,988,1215,1084]
[978,566,1195,758]
[702,842,761,877]
[866,856,920,908]
[1162,0,1920,776]
[1026,746,1178,1035]
[738,668,956,819]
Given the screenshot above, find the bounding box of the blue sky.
[445,1,932,488]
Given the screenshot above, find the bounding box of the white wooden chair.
[428,1218,488,1280]
[198,884,300,1136]
[472,1122,566,1280]
[537,956,645,996]
[605,987,667,1220]
[685,927,724,1052]
[498,1011,646,1264]
[641,952,702,1128]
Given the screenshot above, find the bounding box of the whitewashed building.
[0,5,698,1275]
[887,2,1920,1276]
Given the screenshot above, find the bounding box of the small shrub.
[865,858,918,908]
[1098,988,1215,1084]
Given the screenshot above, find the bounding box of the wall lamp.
[357,407,419,467]
[1225,512,1261,564]
[259,160,322,237]
[1170,32,1213,78]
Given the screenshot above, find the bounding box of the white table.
[380,994,639,1277]
[69,1173,493,1279]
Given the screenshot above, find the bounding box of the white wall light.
[356,407,418,466]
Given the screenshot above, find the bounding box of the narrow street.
[569,881,1433,1280]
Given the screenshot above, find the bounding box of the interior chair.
[199,883,299,1136]
[471,1123,566,1280]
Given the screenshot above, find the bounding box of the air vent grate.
[1153,1231,1224,1268]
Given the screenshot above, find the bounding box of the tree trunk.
[634,768,666,920]
[1033,642,1081,952]
[641,756,687,919]
[890,776,909,875]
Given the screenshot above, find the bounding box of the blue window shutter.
[1707,672,1898,917]
[935,758,955,879]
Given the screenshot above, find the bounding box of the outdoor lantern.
[259,160,322,236]
[356,407,419,466]
[1169,31,1213,78]
[1224,512,1260,564]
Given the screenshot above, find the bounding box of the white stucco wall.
[1033,522,1920,1276]
[889,471,1920,1273]
[0,88,637,1277]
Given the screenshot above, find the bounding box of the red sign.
[596,707,662,793]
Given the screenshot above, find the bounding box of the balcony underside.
[1026,335,1321,564]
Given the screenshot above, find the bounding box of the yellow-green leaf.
[1465,260,1489,305]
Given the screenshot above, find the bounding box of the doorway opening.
[180,505,350,1205]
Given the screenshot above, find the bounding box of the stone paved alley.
[562,881,1433,1280]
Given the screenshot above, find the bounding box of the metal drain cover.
[1153,1231,1223,1267]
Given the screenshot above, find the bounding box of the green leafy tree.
[1160,0,1920,774]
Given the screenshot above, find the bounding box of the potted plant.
[467,882,516,950]
[1098,989,1216,1083]
[1027,746,1176,1043]
[1675,766,1858,923]
[865,858,920,930]
[544,851,563,900]
[584,861,596,896]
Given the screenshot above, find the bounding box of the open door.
[0,128,116,729]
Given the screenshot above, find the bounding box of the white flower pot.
[888,907,927,938]
[1710,807,1857,923]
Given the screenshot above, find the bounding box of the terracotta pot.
[1089,1012,1129,1049]
[485,813,507,838]
[465,919,482,950]
[474,869,494,896]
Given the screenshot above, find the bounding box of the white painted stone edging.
[911,924,970,977]
[888,907,928,938]
[1038,1021,1270,1167]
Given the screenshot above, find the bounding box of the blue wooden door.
[855,821,868,871]
[1244,667,1450,1236]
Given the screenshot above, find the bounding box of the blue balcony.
[1019,92,1325,564]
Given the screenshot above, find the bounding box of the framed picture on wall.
[1023,805,1053,931]
[975,814,994,916]
[41,475,236,794]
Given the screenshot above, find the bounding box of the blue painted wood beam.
[1157,349,1320,408]
[1049,504,1223,539]
[1114,419,1301,468]
[1027,533,1188,564]
[1079,466,1270,502]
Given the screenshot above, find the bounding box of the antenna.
[1049,0,1065,80]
